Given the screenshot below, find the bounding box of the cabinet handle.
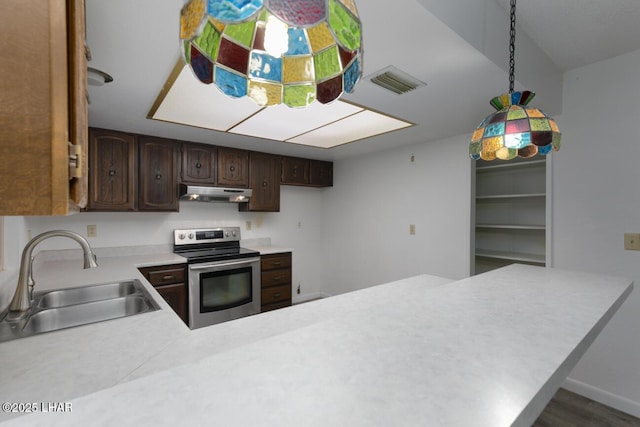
[155,174,162,180]
[108,169,116,177]
[229,165,236,172]
[272,276,282,281]
[273,293,281,299]
[270,262,282,266]
[293,165,298,177]
[162,275,176,281]
[262,180,268,187]
[195,162,202,169]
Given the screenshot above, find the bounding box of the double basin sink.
[0,280,160,343]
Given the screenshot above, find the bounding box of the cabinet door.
[138,136,179,211]
[182,143,216,184]
[242,152,280,212]
[218,147,249,187]
[88,129,137,211]
[155,283,188,324]
[0,0,87,215]
[309,160,333,187]
[281,157,309,185]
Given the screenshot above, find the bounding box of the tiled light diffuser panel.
[149,64,413,149]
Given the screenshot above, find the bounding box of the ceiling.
[85,0,640,161]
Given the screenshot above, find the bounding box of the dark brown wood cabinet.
[218,147,249,187]
[281,157,310,185]
[87,128,331,213]
[88,129,179,212]
[0,0,88,215]
[309,160,333,187]
[138,263,188,325]
[88,129,137,211]
[260,253,292,312]
[281,158,333,187]
[181,142,217,184]
[138,136,180,211]
[241,152,280,212]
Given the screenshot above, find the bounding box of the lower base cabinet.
[138,264,188,325]
[260,253,292,312]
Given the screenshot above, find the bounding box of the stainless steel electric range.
[173,227,261,329]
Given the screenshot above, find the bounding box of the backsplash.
[2,186,328,303]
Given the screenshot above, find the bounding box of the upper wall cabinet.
[281,158,333,187]
[241,152,280,212]
[281,157,310,185]
[218,147,249,188]
[88,129,137,211]
[181,143,217,185]
[0,0,88,215]
[138,136,180,211]
[309,160,333,187]
[88,129,179,212]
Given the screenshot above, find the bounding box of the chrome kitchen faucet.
[7,230,98,320]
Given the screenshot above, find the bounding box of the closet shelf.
[475,249,545,264]
[476,224,545,231]
[476,159,546,173]
[476,193,545,200]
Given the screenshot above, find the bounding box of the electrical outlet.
[409,224,416,235]
[624,233,640,250]
[297,283,301,294]
[87,225,97,238]
[245,221,252,231]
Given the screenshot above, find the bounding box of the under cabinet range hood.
[179,184,252,203]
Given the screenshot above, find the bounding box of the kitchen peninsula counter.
[0,261,633,426]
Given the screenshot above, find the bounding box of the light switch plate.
[624,233,640,250]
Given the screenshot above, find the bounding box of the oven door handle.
[189,259,258,271]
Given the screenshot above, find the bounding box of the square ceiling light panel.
[228,101,363,141]
[288,109,413,148]
[150,65,262,131]
[150,63,413,148]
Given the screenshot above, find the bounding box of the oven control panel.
[174,227,240,245]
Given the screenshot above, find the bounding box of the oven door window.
[199,266,253,312]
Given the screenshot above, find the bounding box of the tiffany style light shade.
[180,0,363,108]
[469,91,561,160]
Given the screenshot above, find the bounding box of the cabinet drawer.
[261,300,291,313]
[261,269,291,288]
[261,253,291,271]
[139,264,185,286]
[261,284,291,305]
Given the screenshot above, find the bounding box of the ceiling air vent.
[369,66,426,95]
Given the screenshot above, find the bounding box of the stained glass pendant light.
[179,0,363,108]
[469,0,561,160]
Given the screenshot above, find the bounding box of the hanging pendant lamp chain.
[509,0,517,94]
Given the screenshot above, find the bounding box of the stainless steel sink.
[36,281,138,309]
[0,279,160,342]
[24,295,156,334]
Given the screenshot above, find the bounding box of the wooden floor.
[533,388,640,427]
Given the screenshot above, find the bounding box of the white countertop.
[0,259,633,426]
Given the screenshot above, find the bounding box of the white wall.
[322,134,472,296]
[552,48,640,416]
